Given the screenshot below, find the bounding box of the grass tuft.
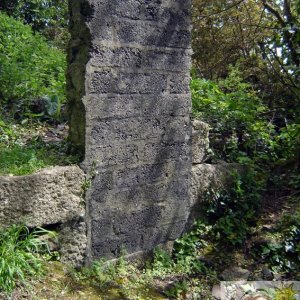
[0,142,80,176]
[0,224,51,295]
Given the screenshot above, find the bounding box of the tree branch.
[261,0,286,27]
[197,0,247,18]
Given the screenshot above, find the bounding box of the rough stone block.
[88,143,139,167]
[88,18,114,42]
[59,216,87,268]
[68,0,192,261]
[90,205,188,258]
[0,166,85,227]
[85,94,191,120]
[89,44,191,72]
[85,95,140,119]
[89,71,168,95]
[91,0,191,26]
[139,141,190,164]
[140,94,191,117]
[169,74,191,94]
[142,220,187,250]
[192,120,210,164]
[115,20,191,48]
[89,116,190,147]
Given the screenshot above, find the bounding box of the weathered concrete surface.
[192,120,210,164]
[59,216,87,268]
[68,0,192,261]
[0,166,85,227]
[0,166,86,266]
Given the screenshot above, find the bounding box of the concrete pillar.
[68,0,192,261]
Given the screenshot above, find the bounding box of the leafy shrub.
[0,0,69,49]
[0,225,51,295]
[191,68,276,163]
[42,95,62,121]
[149,247,206,278]
[164,280,190,299]
[0,13,66,116]
[203,171,263,246]
[257,210,300,276]
[174,220,210,262]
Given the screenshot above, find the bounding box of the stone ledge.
[0,166,85,228]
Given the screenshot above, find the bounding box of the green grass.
[0,117,80,176]
[0,224,51,295]
[0,142,80,176]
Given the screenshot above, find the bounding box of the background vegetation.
[0,6,76,176]
[0,0,299,298]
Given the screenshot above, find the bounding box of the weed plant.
[254,207,300,277]
[0,225,51,295]
[68,244,210,299]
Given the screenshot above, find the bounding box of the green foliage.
[274,285,298,300]
[70,246,207,299]
[0,224,51,295]
[204,171,263,247]
[150,248,174,276]
[0,118,18,145]
[242,283,299,300]
[0,0,69,49]
[41,95,62,121]
[78,259,126,289]
[257,210,300,276]
[0,13,66,114]
[192,0,300,109]
[71,256,157,299]
[191,69,276,163]
[275,123,300,168]
[150,247,205,278]
[0,141,80,176]
[0,116,79,176]
[164,280,189,299]
[0,144,46,176]
[174,220,210,261]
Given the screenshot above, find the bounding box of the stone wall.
[68,0,192,261]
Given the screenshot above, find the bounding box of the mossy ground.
[10,261,177,300]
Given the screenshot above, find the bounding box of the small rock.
[261,267,273,280]
[273,273,283,280]
[212,284,221,299]
[220,267,251,281]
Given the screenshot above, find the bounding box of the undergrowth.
[253,205,300,278]
[0,224,53,296]
[68,247,211,300]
